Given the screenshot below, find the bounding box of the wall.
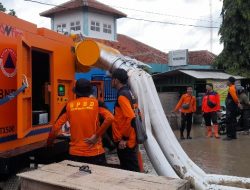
[88,12,114,41]
[158,92,181,129]
[155,74,196,94]
[53,9,83,34]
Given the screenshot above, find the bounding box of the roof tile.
[89,34,216,65]
[40,0,126,18]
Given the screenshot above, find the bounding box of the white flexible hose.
[128,70,179,178]
[75,40,250,189]
[129,69,250,190]
[206,174,250,188]
[207,184,249,190]
[137,71,208,189]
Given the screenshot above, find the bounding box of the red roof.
[188,50,216,65]
[40,0,126,18]
[89,34,216,65]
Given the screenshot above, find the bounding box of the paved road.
[177,126,250,178]
[108,126,250,178]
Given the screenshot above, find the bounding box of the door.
[17,37,32,138]
[91,81,104,101]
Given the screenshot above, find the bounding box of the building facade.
[40,0,126,41]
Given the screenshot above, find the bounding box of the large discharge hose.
[75,39,250,190]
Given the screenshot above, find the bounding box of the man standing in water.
[174,86,196,140]
[224,77,240,140]
[202,83,221,138]
[111,68,140,172]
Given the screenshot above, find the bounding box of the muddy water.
[175,126,250,178]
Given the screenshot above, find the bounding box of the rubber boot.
[138,151,144,172]
[187,129,192,139]
[213,125,220,138]
[207,126,212,137]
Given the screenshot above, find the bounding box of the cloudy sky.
[2,0,223,55]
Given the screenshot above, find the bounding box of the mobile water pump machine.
[0,11,85,181]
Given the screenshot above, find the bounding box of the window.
[56,23,66,33]
[103,24,112,34]
[90,21,100,32]
[70,21,81,32]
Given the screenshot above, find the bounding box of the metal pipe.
[75,39,250,189]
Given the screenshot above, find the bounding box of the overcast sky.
[2,0,223,55]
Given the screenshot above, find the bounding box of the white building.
[40,0,126,41]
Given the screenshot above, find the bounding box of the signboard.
[209,80,228,107]
[207,79,241,107]
[168,49,188,66]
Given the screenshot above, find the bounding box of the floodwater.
[175,126,250,178]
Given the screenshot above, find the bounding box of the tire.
[2,168,33,190]
[219,124,226,135]
[2,175,20,190]
[0,182,5,190]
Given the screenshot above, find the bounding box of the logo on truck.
[0,24,23,38]
[0,48,17,78]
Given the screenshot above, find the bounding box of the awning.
[152,69,245,80]
[179,70,244,80]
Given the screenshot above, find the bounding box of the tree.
[0,2,6,12]
[0,2,17,17]
[215,0,250,77]
[8,9,16,17]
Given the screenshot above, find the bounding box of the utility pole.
[209,0,213,53]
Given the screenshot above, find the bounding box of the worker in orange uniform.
[223,77,240,141]
[47,78,114,165]
[111,68,140,172]
[174,86,196,140]
[202,83,221,138]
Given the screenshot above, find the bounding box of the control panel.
[57,81,70,103]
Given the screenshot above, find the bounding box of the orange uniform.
[174,93,196,113]
[202,91,221,113]
[48,97,114,157]
[224,84,239,139]
[112,87,136,148]
[202,91,221,138]
[228,85,239,104]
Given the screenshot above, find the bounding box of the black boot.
[187,131,192,139]
[180,131,185,140]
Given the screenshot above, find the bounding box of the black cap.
[228,76,236,83]
[112,68,128,84]
[73,78,92,97]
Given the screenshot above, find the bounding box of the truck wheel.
[0,182,5,190]
[2,175,20,190]
[219,124,226,135]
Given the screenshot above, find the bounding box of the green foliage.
[0,2,6,12]
[0,2,17,17]
[8,9,16,17]
[214,0,250,77]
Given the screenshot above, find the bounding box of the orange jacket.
[48,97,114,157]
[228,85,239,104]
[112,86,136,148]
[174,93,196,113]
[202,91,221,113]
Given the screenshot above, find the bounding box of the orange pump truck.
[0,12,103,180]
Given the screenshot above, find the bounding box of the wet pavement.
[175,126,250,178]
[107,126,250,178]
